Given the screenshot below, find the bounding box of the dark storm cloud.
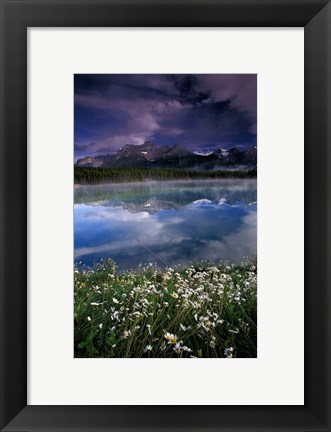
[74,74,256,158]
[74,142,96,151]
[167,74,211,105]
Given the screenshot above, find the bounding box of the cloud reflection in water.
[74,180,257,270]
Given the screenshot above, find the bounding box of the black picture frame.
[1,0,330,431]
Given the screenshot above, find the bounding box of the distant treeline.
[74,167,257,184]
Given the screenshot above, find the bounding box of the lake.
[74,179,257,271]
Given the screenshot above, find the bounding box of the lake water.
[74,179,257,271]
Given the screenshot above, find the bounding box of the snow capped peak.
[219,148,229,157]
[194,150,213,156]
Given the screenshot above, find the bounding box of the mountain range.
[75,141,257,170]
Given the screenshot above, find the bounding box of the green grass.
[74,258,257,358]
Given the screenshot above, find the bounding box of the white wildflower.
[164,332,177,344]
[173,343,182,354]
[224,347,234,358]
[123,330,131,339]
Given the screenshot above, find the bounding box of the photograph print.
[74,74,257,358]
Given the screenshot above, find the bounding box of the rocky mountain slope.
[76,141,257,170]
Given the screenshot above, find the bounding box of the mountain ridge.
[76,142,257,170]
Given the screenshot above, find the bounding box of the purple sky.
[74,74,257,160]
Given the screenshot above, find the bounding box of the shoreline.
[74,167,257,186]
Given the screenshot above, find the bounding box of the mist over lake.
[74,179,257,271]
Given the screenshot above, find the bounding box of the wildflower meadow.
[74,258,257,358]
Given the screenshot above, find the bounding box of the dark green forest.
[74,167,257,184]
